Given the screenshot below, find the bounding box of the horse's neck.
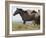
[19,12,24,17]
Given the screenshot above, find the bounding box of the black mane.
[17,8,23,11]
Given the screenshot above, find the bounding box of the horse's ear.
[17,8,18,9]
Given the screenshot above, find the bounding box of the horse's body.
[13,8,40,24]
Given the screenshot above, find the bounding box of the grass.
[12,21,40,31]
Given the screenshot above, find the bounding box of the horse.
[13,8,40,24]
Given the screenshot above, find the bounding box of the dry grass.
[12,21,40,31]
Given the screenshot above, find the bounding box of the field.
[12,21,40,31]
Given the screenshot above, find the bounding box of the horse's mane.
[18,8,28,14]
[19,9,22,10]
[17,8,24,11]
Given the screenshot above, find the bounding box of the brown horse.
[13,8,40,24]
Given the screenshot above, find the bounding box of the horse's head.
[13,8,23,16]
